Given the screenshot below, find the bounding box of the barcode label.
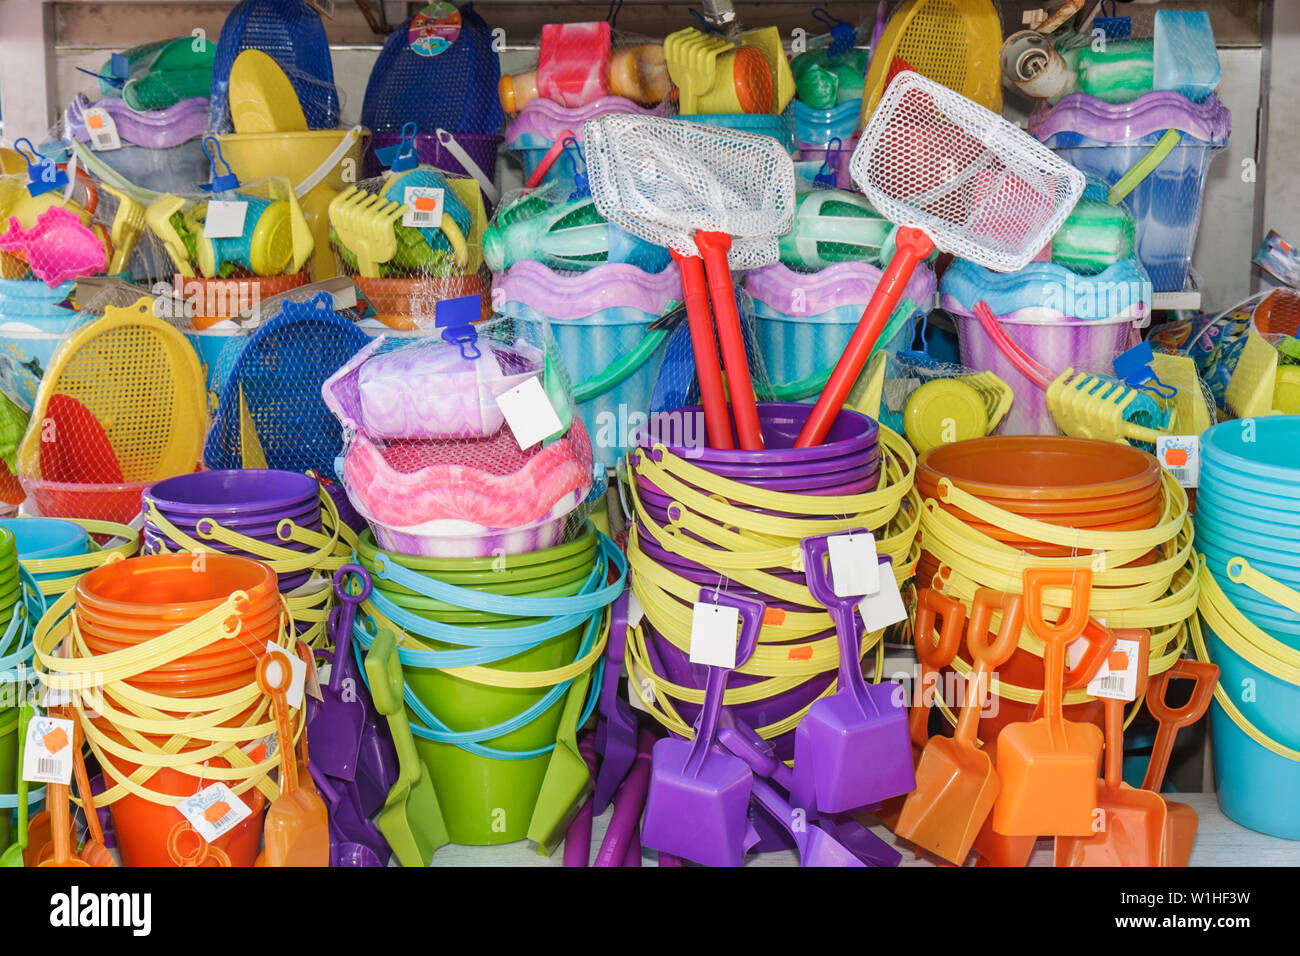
[179,783,252,842]
[1156,436,1199,488]
[209,808,240,832]
[1088,637,1141,701]
[402,186,445,228]
[84,108,121,151]
[37,758,59,776]
[23,716,74,784]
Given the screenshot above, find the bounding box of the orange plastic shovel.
[992,568,1102,837]
[1143,659,1218,867]
[70,716,115,867]
[254,651,329,867]
[878,589,965,832]
[898,588,1024,864]
[1054,628,1166,866]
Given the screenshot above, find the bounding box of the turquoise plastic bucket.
[1204,622,1300,839]
[677,112,796,152]
[183,326,249,409]
[0,280,81,406]
[0,517,90,583]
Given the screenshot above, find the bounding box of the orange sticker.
[42,727,69,754]
[247,744,268,764]
[763,607,786,626]
[87,114,104,130]
[787,645,813,661]
[204,801,231,823]
[414,195,439,212]
[1108,651,1130,671]
[1163,447,1188,467]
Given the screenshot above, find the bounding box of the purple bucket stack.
[627,403,907,761]
[141,470,325,593]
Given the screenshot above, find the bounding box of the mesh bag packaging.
[323,309,598,556]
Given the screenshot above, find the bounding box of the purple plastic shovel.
[750,777,866,867]
[563,735,599,867]
[640,588,765,867]
[310,565,372,781]
[594,728,654,867]
[594,589,639,814]
[311,766,388,867]
[792,532,915,814]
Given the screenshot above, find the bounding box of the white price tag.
[627,659,653,715]
[1087,637,1141,702]
[496,375,564,449]
[203,200,248,240]
[688,601,740,669]
[858,569,907,633]
[177,783,252,842]
[83,108,121,151]
[264,642,307,710]
[627,591,645,629]
[827,532,880,597]
[402,186,445,228]
[1156,435,1199,488]
[22,716,74,785]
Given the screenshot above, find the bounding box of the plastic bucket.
[644,402,879,467]
[791,98,860,146]
[216,128,366,282]
[496,262,679,469]
[178,273,311,331]
[676,112,796,152]
[364,131,500,202]
[0,517,88,561]
[184,325,247,406]
[0,279,81,407]
[146,469,319,516]
[354,274,491,332]
[75,553,279,623]
[794,140,856,191]
[25,478,154,525]
[950,307,1134,434]
[0,709,16,853]
[1203,622,1300,838]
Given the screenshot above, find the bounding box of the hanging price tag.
[496,375,564,449]
[688,601,740,669]
[827,531,880,597]
[402,186,445,228]
[83,108,121,151]
[1087,638,1141,702]
[627,591,645,629]
[203,200,248,239]
[264,642,307,710]
[22,716,74,785]
[177,783,252,842]
[858,566,907,633]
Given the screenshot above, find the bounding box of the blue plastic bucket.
[0,280,81,406]
[677,112,796,153]
[791,98,859,147]
[494,261,680,469]
[183,326,249,410]
[0,516,92,585]
[1203,622,1300,839]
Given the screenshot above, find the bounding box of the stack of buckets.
[0,526,41,854]
[494,261,680,469]
[56,554,283,865]
[0,517,91,596]
[1194,416,1300,839]
[915,436,1192,740]
[626,403,918,760]
[352,522,621,846]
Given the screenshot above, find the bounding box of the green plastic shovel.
[526,668,594,856]
[365,630,449,867]
[1,704,33,867]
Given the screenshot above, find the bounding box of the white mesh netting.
[850,71,1085,273]
[582,114,796,271]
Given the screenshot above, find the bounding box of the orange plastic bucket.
[76,554,278,621]
[354,273,490,331]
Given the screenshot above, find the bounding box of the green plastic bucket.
[0,709,17,852]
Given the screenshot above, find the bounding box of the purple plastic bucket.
[640,403,879,465]
[144,470,320,518]
[948,307,1135,435]
[678,444,880,481]
[363,131,501,198]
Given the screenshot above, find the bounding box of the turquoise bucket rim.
[0,517,90,561]
[1195,517,1300,565]
[1202,416,1300,483]
[1194,482,1300,528]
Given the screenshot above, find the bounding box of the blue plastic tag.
[198,136,239,192]
[14,138,68,198]
[1113,341,1157,387]
[814,137,842,189]
[436,295,482,359]
[376,121,419,173]
[110,52,130,82]
[812,8,858,59]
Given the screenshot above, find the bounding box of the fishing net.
[327,166,490,331]
[207,0,341,134]
[584,114,796,271]
[323,309,599,557]
[851,70,1085,273]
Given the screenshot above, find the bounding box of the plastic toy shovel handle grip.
[911,589,967,747]
[257,652,299,797]
[795,226,934,447]
[1030,615,1116,720]
[1142,659,1218,792]
[955,590,1024,746]
[1022,568,1092,727]
[524,129,577,190]
[330,564,372,695]
[670,249,734,450]
[695,231,764,451]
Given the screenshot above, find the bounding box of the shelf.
[431,793,1300,866]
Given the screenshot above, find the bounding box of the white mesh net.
[849,71,1086,273]
[583,114,796,271]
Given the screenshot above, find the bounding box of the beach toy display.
[1031,91,1229,292]
[942,257,1151,434]
[32,553,298,867]
[622,404,919,768]
[1192,417,1300,839]
[664,26,794,117]
[324,315,594,558]
[747,261,934,404]
[0,515,140,601]
[16,297,206,523]
[494,260,680,468]
[351,523,624,851]
[914,436,1196,753]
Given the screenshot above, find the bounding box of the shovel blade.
[1053,785,1167,867]
[993,720,1102,836]
[377,770,448,869]
[896,738,998,864]
[795,688,914,814]
[309,702,366,781]
[800,827,869,868]
[1163,799,1198,868]
[260,792,330,867]
[527,745,594,856]
[641,738,754,867]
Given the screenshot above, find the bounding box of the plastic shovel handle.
[695,231,764,451]
[1101,628,1149,791]
[1142,659,1218,792]
[670,249,734,449]
[1030,614,1117,721]
[329,564,372,696]
[1022,568,1092,726]
[956,589,1024,746]
[911,589,967,747]
[524,129,576,190]
[594,727,655,866]
[796,226,934,447]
